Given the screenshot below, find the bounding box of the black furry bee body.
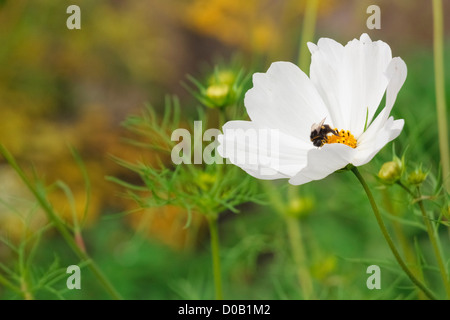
[310,118,338,147]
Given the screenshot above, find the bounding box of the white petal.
[309,33,392,137]
[369,57,408,126]
[244,61,330,143]
[308,37,346,128]
[288,143,357,185]
[355,57,407,150]
[218,120,312,180]
[353,117,404,166]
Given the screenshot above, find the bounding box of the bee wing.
[311,117,327,132]
[310,122,320,132]
[318,117,326,127]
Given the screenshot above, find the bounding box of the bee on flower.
[218,34,407,185]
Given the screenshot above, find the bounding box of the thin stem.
[262,181,285,214]
[20,277,33,300]
[18,241,34,300]
[397,181,414,196]
[416,187,450,298]
[381,189,423,280]
[263,182,315,299]
[0,145,123,300]
[219,107,227,126]
[351,167,437,300]
[398,181,450,297]
[298,0,319,72]
[382,186,427,299]
[207,216,223,300]
[284,216,315,299]
[432,0,450,192]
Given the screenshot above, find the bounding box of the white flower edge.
[289,56,407,185]
[218,34,407,186]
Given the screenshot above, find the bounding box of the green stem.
[381,189,424,282]
[0,145,123,300]
[298,0,319,72]
[207,216,223,300]
[18,241,34,300]
[284,216,315,299]
[432,0,450,192]
[351,167,437,300]
[416,187,450,298]
[20,277,33,300]
[389,183,430,300]
[263,182,315,299]
[397,181,413,195]
[262,181,285,214]
[398,181,450,298]
[219,107,227,126]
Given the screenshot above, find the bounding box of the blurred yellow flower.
[182,0,337,53]
[183,0,279,52]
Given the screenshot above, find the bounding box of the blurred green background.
[0,0,449,299]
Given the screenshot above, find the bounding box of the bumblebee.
[310,118,338,147]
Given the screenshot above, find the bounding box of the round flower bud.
[407,167,428,186]
[378,160,402,184]
[205,84,230,108]
[287,197,314,218]
[208,70,236,86]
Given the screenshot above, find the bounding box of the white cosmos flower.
[217,33,407,185]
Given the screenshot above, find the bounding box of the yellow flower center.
[325,129,357,148]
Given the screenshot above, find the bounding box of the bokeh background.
[0,0,449,299]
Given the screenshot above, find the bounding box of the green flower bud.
[208,70,236,86]
[205,84,230,107]
[287,197,314,218]
[187,68,246,109]
[378,160,402,184]
[407,166,428,186]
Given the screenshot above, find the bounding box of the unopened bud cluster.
[378,152,429,188]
